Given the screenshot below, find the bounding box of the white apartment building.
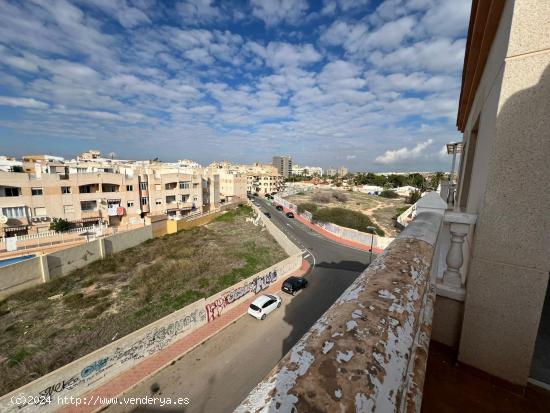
[291,164,323,176]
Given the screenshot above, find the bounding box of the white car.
[248,294,282,320]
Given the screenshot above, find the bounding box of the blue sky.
[0,0,470,171]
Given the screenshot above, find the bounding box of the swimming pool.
[0,254,36,267]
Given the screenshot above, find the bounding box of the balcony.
[237,192,550,412]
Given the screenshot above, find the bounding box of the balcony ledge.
[236,212,443,413]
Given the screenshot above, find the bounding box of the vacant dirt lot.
[0,205,286,395]
[286,189,407,237]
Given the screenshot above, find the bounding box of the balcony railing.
[237,210,445,412]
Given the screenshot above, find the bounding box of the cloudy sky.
[0,0,470,171]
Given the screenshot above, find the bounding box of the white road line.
[303,253,311,259]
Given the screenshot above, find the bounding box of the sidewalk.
[284,207,385,254]
[61,259,311,413]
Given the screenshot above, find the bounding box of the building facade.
[272,155,292,178]
[0,153,218,236]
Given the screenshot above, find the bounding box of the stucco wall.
[104,225,152,255]
[47,241,102,279]
[458,0,550,385]
[0,256,43,299]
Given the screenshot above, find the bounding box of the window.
[140,182,147,190]
[79,185,93,194]
[166,195,176,204]
[63,205,74,213]
[31,187,43,196]
[3,187,20,197]
[34,207,47,216]
[61,186,71,194]
[181,194,189,202]
[2,206,26,218]
[127,201,135,208]
[155,198,162,205]
[80,200,96,211]
[126,185,133,191]
[140,197,148,205]
[179,181,189,189]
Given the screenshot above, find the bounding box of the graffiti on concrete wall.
[206,271,278,322]
[11,307,206,411]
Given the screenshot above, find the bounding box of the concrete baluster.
[442,223,468,288]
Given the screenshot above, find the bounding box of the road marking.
[303,247,316,271]
[303,253,311,259]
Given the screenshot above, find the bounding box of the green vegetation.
[49,217,73,232]
[407,189,422,204]
[353,172,430,190]
[0,204,286,395]
[311,207,384,236]
[379,190,399,198]
[297,202,319,213]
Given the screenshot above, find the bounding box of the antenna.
[109,152,116,160]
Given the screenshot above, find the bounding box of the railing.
[236,211,444,412]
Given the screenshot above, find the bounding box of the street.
[104,196,371,413]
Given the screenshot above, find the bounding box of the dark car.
[275,205,284,211]
[263,211,271,218]
[282,276,308,295]
[286,211,294,218]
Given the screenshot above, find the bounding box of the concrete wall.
[104,225,152,255]
[0,299,207,413]
[250,203,301,256]
[0,226,154,296]
[205,253,302,322]
[457,0,550,385]
[47,240,103,279]
[0,256,44,299]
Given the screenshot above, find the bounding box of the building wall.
[458,0,550,385]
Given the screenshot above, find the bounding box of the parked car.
[263,211,271,218]
[248,294,282,320]
[275,205,284,211]
[286,211,294,218]
[282,276,308,295]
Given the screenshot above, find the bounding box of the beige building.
[207,162,247,202]
[245,163,284,195]
[0,155,218,236]
[443,0,550,388]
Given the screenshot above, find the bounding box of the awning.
[4,225,30,232]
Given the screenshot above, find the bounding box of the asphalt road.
[104,196,371,413]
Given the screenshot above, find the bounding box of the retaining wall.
[46,241,103,279]
[0,256,44,299]
[104,226,152,255]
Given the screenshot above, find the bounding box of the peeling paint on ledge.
[235,212,443,413]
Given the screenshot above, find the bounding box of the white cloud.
[250,0,309,27]
[250,42,323,68]
[375,139,434,164]
[176,0,223,25]
[0,96,49,109]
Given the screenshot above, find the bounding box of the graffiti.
[81,357,109,379]
[38,375,80,399]
[206,270,278,322]
[111,308,206,365]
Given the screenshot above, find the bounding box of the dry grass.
[287,189,406,237]
[0,205,287,395]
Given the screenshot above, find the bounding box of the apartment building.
[244,163,284,195]
[207,162,247,202]
[272,155,292,178]
[0,153,218,237]
[291,164,323,177]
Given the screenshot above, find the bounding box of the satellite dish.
[136,209,142,214]
[0,215,7,224]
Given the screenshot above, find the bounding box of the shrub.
[49,218,73,233]
[297,203,318,213]
[312,192,332,203]
[312,207,384,236]
[332,191,348,202]
[407,190,422,204]
[379,190,399,199]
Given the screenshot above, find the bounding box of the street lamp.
[366,226,379,264]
